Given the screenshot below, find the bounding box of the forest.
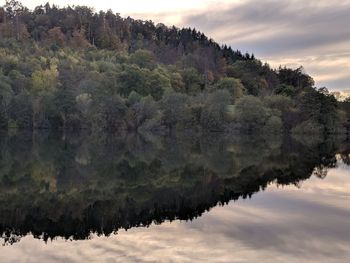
[1,1,350,134]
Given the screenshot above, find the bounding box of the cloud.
[173,0,350,90]
[264,52,350,90]
[182,0,350,55]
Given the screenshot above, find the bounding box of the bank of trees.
[0,2,348,134]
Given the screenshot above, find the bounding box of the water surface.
[0,132,349,262]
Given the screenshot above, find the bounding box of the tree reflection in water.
[0,131,348,244]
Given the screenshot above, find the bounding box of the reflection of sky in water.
[2,164,350,263]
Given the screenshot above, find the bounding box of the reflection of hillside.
[0,132,347,244]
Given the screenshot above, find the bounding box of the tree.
[53,87,77,129]
[264,116,282,134]
[274,84,297,97]
[144,68,171,100]
[69,29,90,48]
[31,67,58,93]
[0,7,6,24]
[278,66,314,89]
[117,64,147,97]
[169,72,185,93]
[215,77,245,101]
[317,88,339,134]
[8,90,32,128]
[129,49,156,69]
[47,27,66,48]
[160,92,190,129]
[229,60,270,96]
[76,93,92,121]
[127,91,142,106]
[291,120,323,135]
[234,96,269,132]
[92,94,127,131]
[8,70,29,94]
[31,67,58,128]
[181,68,202,94]
[0,71,13,127]
[127,96,159,131]
[4,0,24,40]
[0,2,346,134]
[201,90,232,131]
[263,95,293,114]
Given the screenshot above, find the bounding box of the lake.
[0,132,350,262]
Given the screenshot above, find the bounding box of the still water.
[0,132,350,262]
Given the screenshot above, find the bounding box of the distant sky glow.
[8,0,350,90]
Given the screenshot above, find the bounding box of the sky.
[14,0,350,91]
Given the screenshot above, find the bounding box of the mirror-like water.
[0,132,349,262]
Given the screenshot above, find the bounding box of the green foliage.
[292,120,324,135]
[127,91,142,106]
[228,60,271,96]
[215,77,245,101]
[76,93,92,124]
[0,71,13,127]
[278,66,314,89]
[234,96,269,132]
[169,72,185,93]
[160,92,190,128]
[145,68,171,100]
[117,64,147,97]
[274,84,297,97]
[92,94,127,131]
[0,71,13,105]
[8,90,33,128]
[264,116,283,134]
[128,96,160,130]
[181,68,202,94]
[263,95,293,113]
[31,67,58,93]
[129,49,156,69]
[264,95,293,121]
[201,90,232,131]
[295,88,339,134]
[53,87,77,128]
[0,2,344,134]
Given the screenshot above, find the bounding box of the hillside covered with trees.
[0,1,350,134]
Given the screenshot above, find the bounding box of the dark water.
[1,132,350,262]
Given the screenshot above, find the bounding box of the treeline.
[0,1,349,134]
[0,1,252,75]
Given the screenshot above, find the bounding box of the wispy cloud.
[179,0,350,90]
[181,0,350,55]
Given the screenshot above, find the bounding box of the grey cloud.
[192,191,350,254]
[179,0,350,90]
[183,0,350,57]
[323,77,350,91]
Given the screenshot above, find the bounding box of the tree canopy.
[0,2,348,135]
